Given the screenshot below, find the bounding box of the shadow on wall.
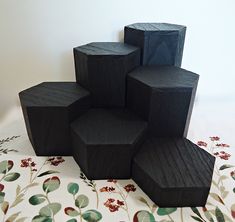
[59,50,76,82]
[118,30,124,42]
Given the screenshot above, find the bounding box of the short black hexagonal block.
[71,108,147,179]
[132,137,215,207]
[19,82,91,156]
[127,66,199,137]
[124,23,186,66]
[74,42,140,107]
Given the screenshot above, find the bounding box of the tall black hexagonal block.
[71,109,147,179]
[19,82,91,156]
[132,137,215,207]
[127,66,199,137]
[124,23,186,66]
[74,42,140,107]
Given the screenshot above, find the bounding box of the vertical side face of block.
[73,49,89,88]
[71,129,89,175]
[127,76,152,120]
[132,158,162,202]
[158,188,209,207]
[123,51,141,73]
[88,56,126,107]
[149,88,193,137]
[20,103,34,147]
[86,144,134,180]
[68,94,91,121]
[183,82,198,137]
[124,28,145,64]
[143,31,179,66]
[26,107,70,156]
[175,27,186,67]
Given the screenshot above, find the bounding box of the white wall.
[1,0,235,118]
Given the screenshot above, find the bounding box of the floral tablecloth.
[0,101,234,222]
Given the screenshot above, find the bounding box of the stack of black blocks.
[19,23,215,207]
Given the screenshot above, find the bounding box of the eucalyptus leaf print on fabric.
[64,182,102,222]
[30,176,62,221]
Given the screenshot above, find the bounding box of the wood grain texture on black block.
[71,108,147,180]
[19,82,91,156]
[124,23,186,66]
[132,137,215,207]
[73,42,140,107]
[127,65,199,137]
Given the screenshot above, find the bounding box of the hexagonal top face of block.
[19,82,90,107]
[71,109,147,145]
[128,66,199,89]
[134,137,215,189]
[74,42,139,56]
[126,23,186,33]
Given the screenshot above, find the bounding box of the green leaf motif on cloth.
[219,164,235,170]
[75,194,89,208]
[0,192,5,204]
[215,207,225,222]
[67,182,79,195]
[0,160,13,174]
[133,210,155,222]
[4,172,20,182]
[37,170,59,178]
[157,207,177,215]
[82,210,102,222]
[32,215,52,222]
[64,207,80,217]
[29,194,47,205]
[39,203,61,217]
[66,219,77,222]
[42,176,60,194]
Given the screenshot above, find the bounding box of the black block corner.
[127,65,199,137]
[71,108,147,180]
[132,137,215,207]
[124,23,186,66]
[73,42,140,107]
[19,82,91,156]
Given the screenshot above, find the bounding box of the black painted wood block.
[71,108,147,180]
[124,23,186,66]
[19,82,91,156]
[73,42,140,107]
[132,137,215,207]
[127,66,199,137]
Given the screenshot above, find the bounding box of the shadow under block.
[19,82,91,156]
[124,23,186,66]
[73,42,140,107]
[127,66,199,137]
[132,137,215,207]
[71,109,147,180]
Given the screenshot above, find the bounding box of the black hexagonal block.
[19,82,91,156]
[124,23,186,66]
[73,42,140,107]
[132,137,215,207]
[127,66,199,137]
[71,108,147,179]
